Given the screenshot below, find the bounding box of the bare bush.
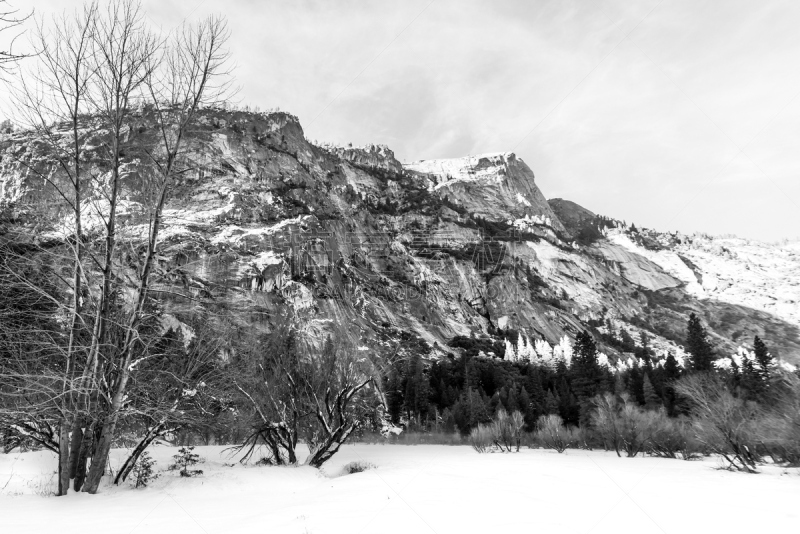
[491,409,515,452]
[535,414,578,453]
[647,414,702,460]
[617,399,656,458]
[591,394,622,455]
[469,410,527,454]
[509,410,525,452]
[591,393,660,458]
[469,425,493,453]
[757,372,800,466]
[675,373,762,472]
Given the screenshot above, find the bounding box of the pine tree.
[132,451,159,488]
[525,365,546,412]
[740,352,762,400]
[614,373,626,396]
[170,446,203,477]
[505,337,517,361]
[385,364,404,424]
[753,336,773,383]
[627,361,645,405]
[505,386,519,413]
[663,352,681,416]
[544,390,559,415]
[570,331,603,402]
[686,313,714,371]
[642,373,660,408]
[518,387,535,429]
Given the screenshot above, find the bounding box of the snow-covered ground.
[2,445,798,533]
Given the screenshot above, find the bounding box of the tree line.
[383,314,800,471]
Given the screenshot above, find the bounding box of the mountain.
[1,109,798,364]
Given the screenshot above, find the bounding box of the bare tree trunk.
[73,421,94,492]
[114,422,166,485]
[58,422,70,496]
[67,421,83,479]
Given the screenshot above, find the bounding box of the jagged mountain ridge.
[1,109,798,363]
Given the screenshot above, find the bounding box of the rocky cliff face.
[1,108,798,363]
[405,153,564,234]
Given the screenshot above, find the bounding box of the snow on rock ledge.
[404,153,565,233]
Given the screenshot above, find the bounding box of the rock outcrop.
[1,108,798,363]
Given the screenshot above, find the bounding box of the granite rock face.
[1,109,798,362]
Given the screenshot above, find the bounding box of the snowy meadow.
[2,444,799,534]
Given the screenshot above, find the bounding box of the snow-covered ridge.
[605,228,800,328]
[404,152,514,191]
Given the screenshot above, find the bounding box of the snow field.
[1,444,798,533]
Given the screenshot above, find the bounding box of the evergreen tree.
[170,446,203,477]
[614,373,626,396]
[642,373,660,408]
[524,365,546,411]
[618,328,636,352]
[490,391,502,414]
[518,387,536,429]
[505,386,519,413]
[456,388,491,432]
[686,313,714,371]
[405,355,430,424]
[544,390,559,415]
[132,452,159,488]
[662,352,681,416]
[627,361,645,405]
[385,364,404,424]
[740,352,762,400]
[753,336,773,382]
[570,331,603,401]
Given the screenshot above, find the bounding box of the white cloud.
[9,0,800,241]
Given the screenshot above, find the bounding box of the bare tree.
[83,7,232,494]
[233,322,302,465]
[232,320,384,469]
[302,335,381,468]
[0,0,30,73]
[675,373,762,472]
[0,243,65,455]
[8,2,98,496]
[113,329,228,485]
[1,0,233,495]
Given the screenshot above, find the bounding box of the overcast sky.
[9,0,800,241]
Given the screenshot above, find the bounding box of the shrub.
[132,451,160,488]
[753,372,800,466]
[342,461,375,475]
[509,411,525,452]
[469,410,527,453]
[535,414,578,453]
[491,410,515,452]
[591,393,660,458]
[469,425,493,453]
[675,373,762,472]
[169,446,204,477]
[591,394,622,454]
[647,414,702,460]
[616,401,656,458]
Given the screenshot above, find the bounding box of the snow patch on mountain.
[675,236,800,326]
[405,152,510,191]
[605,229,702,295]
[605,228,800,328]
